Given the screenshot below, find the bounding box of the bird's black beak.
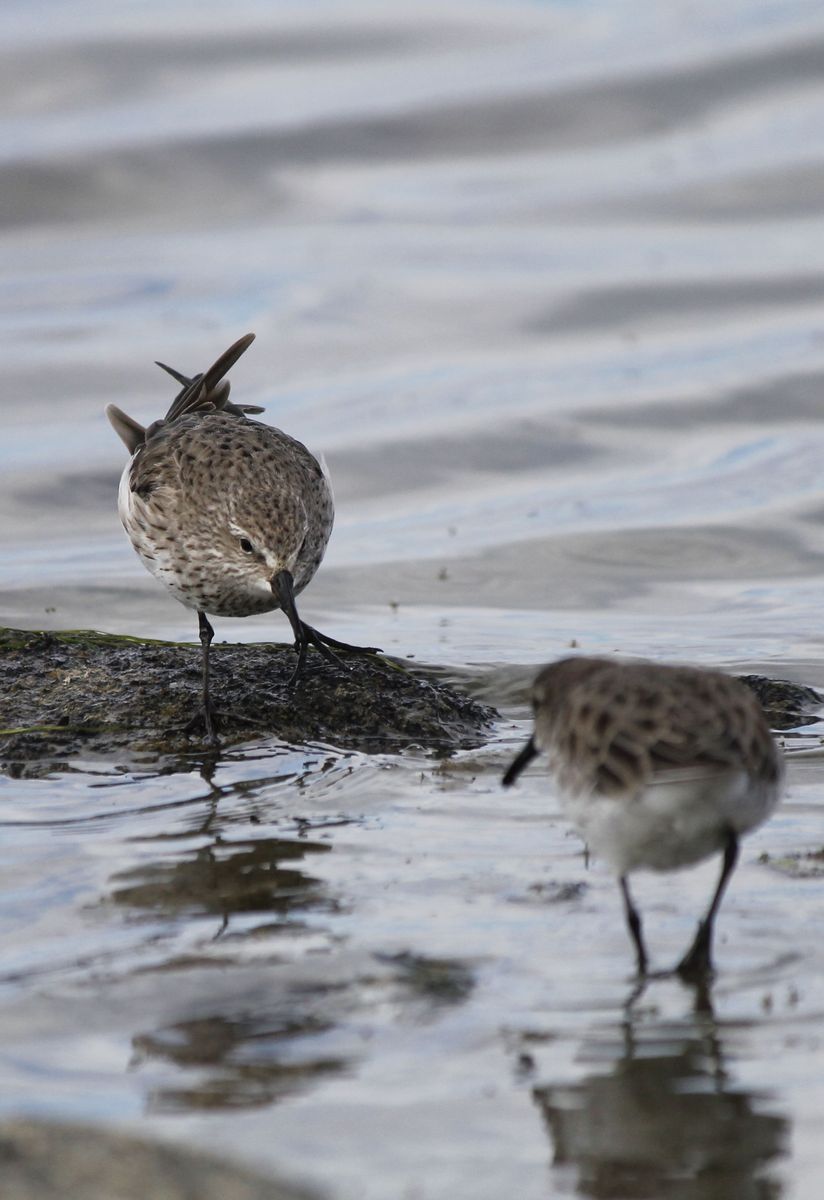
[502,736,538,787]
[271,569,293,608]
[272,568,305,648]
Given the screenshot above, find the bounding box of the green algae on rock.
[0,627,496,773]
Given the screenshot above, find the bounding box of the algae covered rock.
[0,627,496,774]
[737,673,821,731]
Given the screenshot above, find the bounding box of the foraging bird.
[107,333,377,743]
[503,656,783,979]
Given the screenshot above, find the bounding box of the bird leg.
[272,569,381,685]
[183,610,220,745]
[180,612,264,745]
[620,875,648,976]
[676,830,739,981]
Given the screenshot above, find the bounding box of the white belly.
[564,767,781,874]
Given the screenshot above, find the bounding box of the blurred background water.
[3,1,824,1197]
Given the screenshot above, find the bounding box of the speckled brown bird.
[106,333,377,743]
[503,656,783,979]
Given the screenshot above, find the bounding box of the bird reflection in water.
[132,1009,347,1113]
[108,834,334,939]
[531,996,787,1198]
[111,827,347,1112]
[107,745,354,937]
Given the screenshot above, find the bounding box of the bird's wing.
[106,404,145,454]
[564,666,778,796]
[162,333,256,423]
[126,423,178,497]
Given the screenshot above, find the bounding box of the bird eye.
[239,538,255,554]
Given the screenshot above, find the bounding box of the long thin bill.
[502,736,538,787]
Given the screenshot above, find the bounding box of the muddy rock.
[737,673,822,731]
[0,627,496,774]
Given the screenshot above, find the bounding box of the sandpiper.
[107,333,378,743]
[503,656,783,979]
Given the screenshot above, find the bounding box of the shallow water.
[3,1,824,1196]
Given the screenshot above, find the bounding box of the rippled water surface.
[4,2,824,1197]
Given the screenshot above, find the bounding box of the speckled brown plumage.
[530,657,782,802]
[121,409,333,617]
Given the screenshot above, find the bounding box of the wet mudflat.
[4,1,824,1198]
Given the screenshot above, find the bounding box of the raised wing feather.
[162,333,256,423]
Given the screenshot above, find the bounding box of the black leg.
[183,610,219,745]
[620,875,648,976]
[677,830,739,981]
[273,570,381,685]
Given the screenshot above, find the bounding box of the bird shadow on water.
[519,982,788,1199]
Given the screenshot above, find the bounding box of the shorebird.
[503,656,783,979]
[106,333,378,743]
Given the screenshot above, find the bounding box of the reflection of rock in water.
[132,1009,347,1113]
[533,1020,787,1199]
[109,836,333,932]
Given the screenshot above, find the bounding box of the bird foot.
[287,623,382,686]
[675,924,714,982]
[301,623,382,660]
[181,705,263,747]
[182,705,221,747]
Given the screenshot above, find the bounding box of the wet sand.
[3,2,824,1197]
